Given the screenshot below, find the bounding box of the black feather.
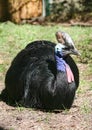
[1,40,79,110]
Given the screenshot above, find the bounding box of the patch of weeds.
[28,107,34,111]
[43,113,52,123]
[0,64,6,80]
[77,80,87,95]
[77,79,92,97]
[78,43,92,63]
[17,106,25,112]
[16,102,25,112]
[0,64,5,73]
[9,128,15,130]
[77,87,84,95]
[89,82,92,90]
[60,104,70,114]
[87,64,92,75]
[62,109,70,115]
[43,116,50,123]
[80,101,91,114]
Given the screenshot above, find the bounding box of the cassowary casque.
[1,31,80,110]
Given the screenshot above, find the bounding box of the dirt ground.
[0,63,92,130]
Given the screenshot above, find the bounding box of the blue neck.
[55,55,66,72]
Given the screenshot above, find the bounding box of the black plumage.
[2,40,79,110]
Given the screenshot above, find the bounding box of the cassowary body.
[2,40,79,110]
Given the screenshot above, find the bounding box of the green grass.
[0,21,92,83]
[80,100,92,114]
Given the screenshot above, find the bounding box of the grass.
[0,21,92,82]
[0,22,91,54]
[81,100,92,114]
[0,21,92,81]
[0,22,92,86]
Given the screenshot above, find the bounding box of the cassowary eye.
[63,47,70,50]
[70,46,74,49]
[64,45,74,51]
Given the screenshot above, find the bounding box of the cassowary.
[2,31,80,110]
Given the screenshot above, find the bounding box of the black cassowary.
[2,31,80,110]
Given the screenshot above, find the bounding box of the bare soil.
[0,63,92,130]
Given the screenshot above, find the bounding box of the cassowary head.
[56,31,80,56]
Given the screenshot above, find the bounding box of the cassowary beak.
[71,48,81,56]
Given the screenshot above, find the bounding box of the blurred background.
[0,0,92,24]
